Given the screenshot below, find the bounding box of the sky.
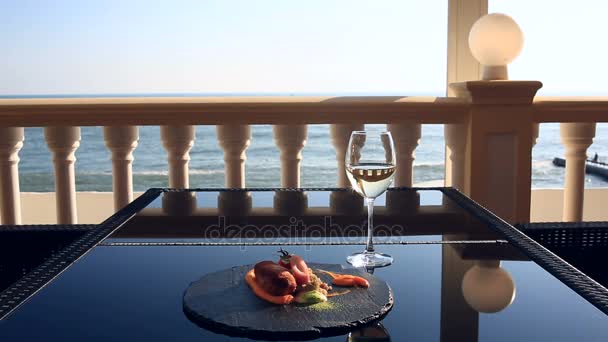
[0,0,606,96]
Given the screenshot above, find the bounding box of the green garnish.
[294,290,328,304]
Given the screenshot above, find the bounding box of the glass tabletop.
[1,188,607,341]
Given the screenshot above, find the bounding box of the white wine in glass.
[345,131,396,267]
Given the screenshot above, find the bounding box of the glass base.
[346,251,393,268]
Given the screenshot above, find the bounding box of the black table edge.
[0,224,97,232]
[0,188,163,320]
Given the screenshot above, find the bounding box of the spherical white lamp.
[462,260,516,313]
[469,13,524,80]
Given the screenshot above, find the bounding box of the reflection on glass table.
[1,188,608,341]
[109,189,492,245]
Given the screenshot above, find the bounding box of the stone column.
[273,125,307,188]
[330,124,364,187]
[0,127,24,224]
[45,126,81,224]
[161,125,195,188]
[104,126,139,210]
[444,124,467,190]
[560,122,596,221]
[217,125,251,188]
[387,123,421,187]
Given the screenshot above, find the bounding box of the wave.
[135,169,224,176]
[58,169,226,177]
[413,162,445,167]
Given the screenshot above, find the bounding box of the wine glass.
[345,131,396,267]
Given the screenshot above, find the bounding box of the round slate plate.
[183,263,393,341]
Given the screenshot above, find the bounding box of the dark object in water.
[553,157,608,180]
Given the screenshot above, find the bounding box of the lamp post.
[449,12,541,222]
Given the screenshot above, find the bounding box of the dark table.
[1,188,608,341]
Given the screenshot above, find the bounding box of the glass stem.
[365,197,375,253]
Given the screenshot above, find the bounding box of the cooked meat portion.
[253,261,297,296]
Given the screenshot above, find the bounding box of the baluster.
[532,123,540,147]
[44,126,81,224]
[273,125,307,188]
[387,123,421,187]
[0,127,24,224]
[330,124,364,187]
[217,125,251,188]
[161,125,195,188]
[444,124,467,189]
[103,126,139,210]
[560,122,596,222]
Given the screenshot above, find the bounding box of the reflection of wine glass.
[347,322,391,342]
[345,131,396,267]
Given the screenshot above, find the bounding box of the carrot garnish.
[245,269,294,305]
[317,269,370,288]
[351,276,370,288]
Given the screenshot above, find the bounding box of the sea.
[4,95,608,192]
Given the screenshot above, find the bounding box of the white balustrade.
[0,127,24,224]
[161,125,195,188]
[330,124,364,187]
[560,122,596,221]
[387,123,421,187]
[217,125,251,188]
[273,125,307,188]
[103,126,139,210]
[44,126,81,224]
[0,94,605,225]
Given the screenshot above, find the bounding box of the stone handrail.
[0,96,467,126]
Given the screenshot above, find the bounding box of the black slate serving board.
[183,263,393,341]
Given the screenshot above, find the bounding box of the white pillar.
[273,125,307,188]
[446,0,487,92]
[103,126,139,210]
[217,125,251,188]
[444,124,467,189]
[45,126,81,224]
[161,125,195,188]
[560,122,596,222]
[0,127,24,224]
[330,124,364,187]
[387,123,421,187]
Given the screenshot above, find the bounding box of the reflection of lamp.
[469,13,524,80]
[461,260,516,313]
